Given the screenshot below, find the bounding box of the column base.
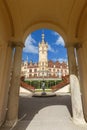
[72,118,87,125]
[4,119,18,127]
[0,120,4,127]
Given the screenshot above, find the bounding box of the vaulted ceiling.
[0,0,87,45]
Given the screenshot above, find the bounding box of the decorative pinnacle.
[42,33,45,42]
[41,29,45,42]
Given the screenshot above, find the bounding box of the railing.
[20,75,69,92]
[51,75,70,92]
[20,80,35,92]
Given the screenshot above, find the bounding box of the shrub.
[24,79,63,89]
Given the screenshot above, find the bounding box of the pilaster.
[76,41,87,121]
[67,46,78,76]
[66,44,85,124]
[5,42,23,126]
[0,43,13,126]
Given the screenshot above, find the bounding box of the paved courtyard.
[1,93,87,130]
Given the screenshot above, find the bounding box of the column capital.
[65,42,82,49]
[65,37,81,46]
[65,44,74,48]
[8,41,24,48]
[74,43,82,49]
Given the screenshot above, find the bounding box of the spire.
[42,33,45,42]
[41,29,45,42]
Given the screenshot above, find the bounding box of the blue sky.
[22,29,68,63]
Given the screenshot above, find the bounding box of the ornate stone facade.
[21,60,69,79]
[21,34,69,79]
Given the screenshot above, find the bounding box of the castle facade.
[21,33,69,79]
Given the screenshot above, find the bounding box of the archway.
[3,25,85,128]
[22,28,68,87]
[0,0,87,129]
[20,27,86,125]
[18,28,85,128]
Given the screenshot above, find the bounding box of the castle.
[21,33,69,79]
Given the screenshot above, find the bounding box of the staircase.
[20,80,35,93]
[51,75,70,92]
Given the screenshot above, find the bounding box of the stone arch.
[76,4,87,42]
[22,22,67,44]
[2,0,15,37]
[67,0,85,42]
[0,1,14,43]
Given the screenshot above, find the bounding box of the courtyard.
[1,93,87,130]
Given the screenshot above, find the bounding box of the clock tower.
[38,33,48,77]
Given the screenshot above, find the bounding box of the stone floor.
[1,93,87,130]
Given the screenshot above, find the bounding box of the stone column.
[67,46,77,75]
[76,42,87,121]
[5,43,23,126]
[0,43,13,126]
[67,45,85,124]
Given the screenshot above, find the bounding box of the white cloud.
[23,35,38,54]
[51,57,68,63]
[55,36,65,46]
[51,58,57,62]
[57,58,68,63]
[52,31,59,36]
[23,35,54,53]
[52,31,65,46]
[48,44,54,52]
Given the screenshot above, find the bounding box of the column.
[0,43,13,126]
[5,43,23,126]
[67,46,77,75]
[67,45,85,124]
[76,41,87,121]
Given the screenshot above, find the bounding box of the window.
[34,69,37,72]
[53,69,55,72]
[34,74,37,77]
[30,69,32,72]
[29,74,32,77]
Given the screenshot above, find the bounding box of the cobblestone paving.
[1,93,87,130]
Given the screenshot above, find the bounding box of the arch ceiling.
[0,0,87,45]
